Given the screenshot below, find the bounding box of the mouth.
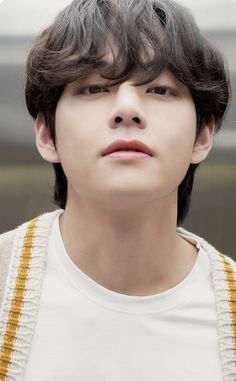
[102,139,153,157]
[103,151,151,161]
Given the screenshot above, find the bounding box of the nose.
[108,85,147,129]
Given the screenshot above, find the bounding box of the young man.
[0,0,234,380]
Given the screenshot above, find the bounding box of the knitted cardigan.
[0,209,236,381]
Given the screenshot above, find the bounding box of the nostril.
[114,116,141,124]
[115,116,122,123]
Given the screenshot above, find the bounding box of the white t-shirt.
[24,214,223,380]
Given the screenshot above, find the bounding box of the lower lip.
[103,151,152,160]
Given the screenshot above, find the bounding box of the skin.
[35,64,215,296]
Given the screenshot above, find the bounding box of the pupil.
[90,86,100,93]
[156,87,166,94]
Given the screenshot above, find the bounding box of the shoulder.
[177,225,236,265]
[0,209,63,274]
[0,228,17,247]
[0,228,17,306]
[0,209,61,307]
[0,228,17,266]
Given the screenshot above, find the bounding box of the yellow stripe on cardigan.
[219,253,236,362]
[0,217,39,380]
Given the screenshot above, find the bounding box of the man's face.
[54,68,197,207]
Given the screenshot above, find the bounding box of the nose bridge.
[108,83,146,128]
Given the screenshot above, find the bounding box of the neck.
[59,191,198,296]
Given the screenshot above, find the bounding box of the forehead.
[103,34,156,65]
[88,42,158,86]
[63,32,190,94]
[82,37,178,84]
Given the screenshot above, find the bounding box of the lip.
[102,151,151,161]
[102,139,153,157]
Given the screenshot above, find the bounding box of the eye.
[78,85,108,95]
[153,86,167,95]
[148,86,177,96]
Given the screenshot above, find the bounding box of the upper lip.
[102,139,153,156]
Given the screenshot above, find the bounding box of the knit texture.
[0,210,235,380]
[178,227,236,381]
[0,210,61,381]
[0,230,16,309]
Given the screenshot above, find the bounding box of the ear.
[191,117,216,165]
[34,114,60,163]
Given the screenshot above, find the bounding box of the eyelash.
[77,85,178,96]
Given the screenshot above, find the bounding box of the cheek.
[162,101,197,149]
[168,103,197,180]
[151,101,197,180]
[54,100,104,181]
[55,100,92,155]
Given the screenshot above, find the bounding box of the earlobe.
[34,114,60,163]
[191,117,216,165]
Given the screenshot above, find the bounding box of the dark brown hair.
[25,0,231,224]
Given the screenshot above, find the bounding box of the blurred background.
[0,0,235,257]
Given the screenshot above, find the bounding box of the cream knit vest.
[0,210,236,381]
